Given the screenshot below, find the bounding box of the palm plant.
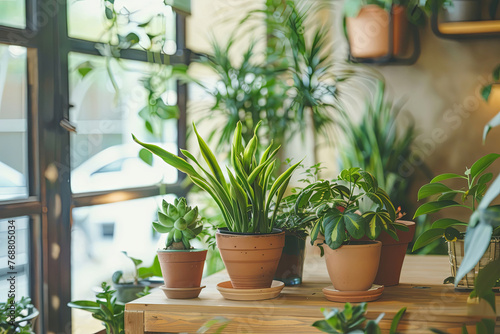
[338,81,415,210]
[133,121,301,234]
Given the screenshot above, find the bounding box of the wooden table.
[125,254,499,333]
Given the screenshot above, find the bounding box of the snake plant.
[153,197,203,250]
[133,121,301,234]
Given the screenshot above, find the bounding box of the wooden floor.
[125,252,500,333]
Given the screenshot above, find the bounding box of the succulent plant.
[153,197,203,250]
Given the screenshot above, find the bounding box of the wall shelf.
[431,6,500,39]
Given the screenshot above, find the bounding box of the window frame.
[0,0,190,332]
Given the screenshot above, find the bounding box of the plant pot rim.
[112,280,151,287]
[157,248,207,253]
[331,240,382,249]
[217,227,283,235]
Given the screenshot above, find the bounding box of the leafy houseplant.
[297,168,408,291]
[68,282,124,334]
[273,163,325,286]
[134,121,301,289]
[152,197,208,299]
[453,111,500,311]
[412,153,500,289]
[0,297,38,334]
[312,303,406,334]
[111,252,161,303]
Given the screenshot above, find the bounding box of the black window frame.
[0,0,190,332]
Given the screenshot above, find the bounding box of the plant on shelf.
[412,152,500,289]
[295,167,409,292]
[0,297,38,334]
[312,303,406,334]
[453,111,500,311]
[68,282,124,334]
[152,196,208,299]
[134,121,301,290]
[111,251,161,303]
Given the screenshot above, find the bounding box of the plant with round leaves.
[296,167,408,251]
[412,153,500,252]
[133,121,302,234]
[153,197,203,250]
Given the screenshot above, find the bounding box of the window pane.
[71,196,174,332]
[68,53,178,193]
[0,217,30,300]
[0,0,25,29]
[67,0,176,53]
[0,44,28,201]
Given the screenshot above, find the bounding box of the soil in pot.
[373,220,416,286]
[216,228,285,289]
[346,5,390,58]
[323,240,382,291]
[157,249,207,289]
[274,231,306,286]
[113,281,150,303]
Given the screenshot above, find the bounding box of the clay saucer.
[159,285,205,299]
[323,284,384,302]
[216,280,285,301]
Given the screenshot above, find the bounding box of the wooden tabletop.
[125,252,499,334]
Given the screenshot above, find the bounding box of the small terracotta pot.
[392,5,409,56]
[274,231,306,286]
[347,5,390,58]
[216,228,285,289]
[323,240,382,291]
[373,220,416,286]
[157,249,207,288]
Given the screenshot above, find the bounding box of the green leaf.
[473,258,500,308]
[152,222,173,233]
[132,135,201,178]
[139,148,153,166]
[126,32,140,45]
[432,218,467,229]
[412,228,445,252]
[417,183,453,200]
[68,300,100,311]
[76,61,94,78]
[477,172,494,185]
[324,214,346,250]
[470,153,500,182]
[362,211,392,239]
[389,307,406,334]
[443,276,455,284]
[430,173,467,183]
[483,111,500,143]
[105,7,114,19]
[344,0,363,17]
[414,200,466,218]
[481,84,492,101]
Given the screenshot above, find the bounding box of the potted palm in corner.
[153,197,208,299]
[296,168,408,301]
[133,121,301,297]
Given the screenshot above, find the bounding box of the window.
[0,0,190,332]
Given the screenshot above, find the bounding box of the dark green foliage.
[0,297,36,334]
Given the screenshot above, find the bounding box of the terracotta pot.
[323,240,382,291]
[157,249,207,288]
[347,5,390,58]
[373,220,416,286]
[392,5,409,56]
[274,231,306,286]
[216,228,285,289]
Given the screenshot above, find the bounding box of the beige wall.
[186,0,500,215]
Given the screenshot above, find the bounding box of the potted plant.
[297,168,408,291]
[344,0,415,58]
[111,252,161,303]
[417,0,480,22]
[0,297,38,334]
[68,282,124,334]
[133,121,301,290]
[412,153,500,289]
[151,197,208,299]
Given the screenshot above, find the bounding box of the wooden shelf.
[439,20,500,35]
